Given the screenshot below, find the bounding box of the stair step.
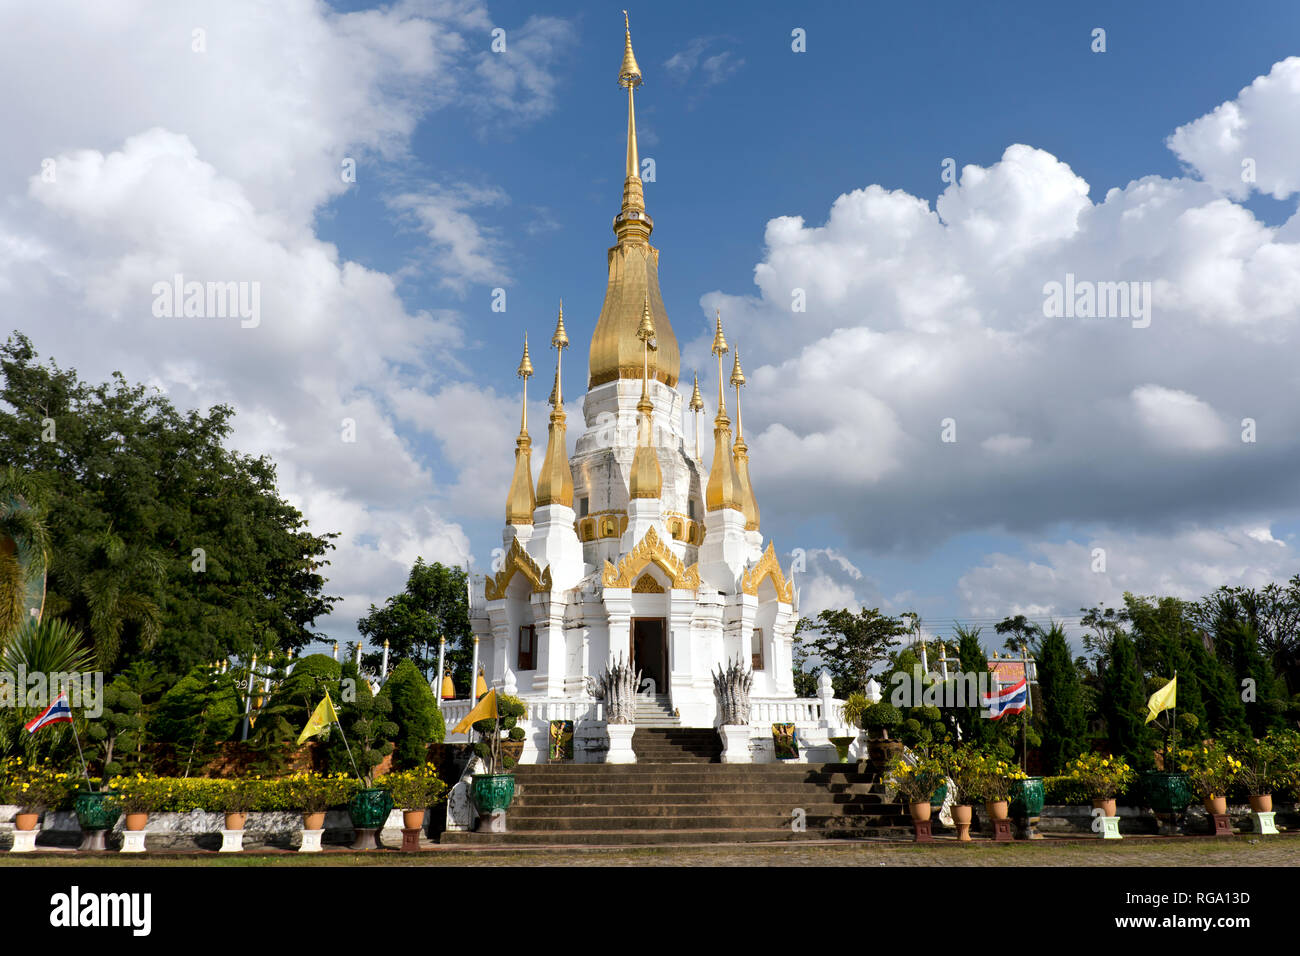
[440,827,905,846]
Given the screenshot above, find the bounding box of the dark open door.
[630,617,668,694]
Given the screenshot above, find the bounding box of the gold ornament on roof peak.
[619,11,642,88]
[689,371,704,411]
[711,309,728,357]
[552,300,569,350]
[517,335,534,379]
[730,349,746,388]
[636,294,657,344]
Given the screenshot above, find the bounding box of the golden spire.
[536,304,575,508]
[629,293,662,499]
[505,335,536,524]
[731,347,760,532]
[689,370,704,462]
[588,13,680,391]
[705,310,741,512]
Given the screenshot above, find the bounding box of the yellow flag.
[1144,675,1177,724]
[452,689,498,735]
[297,692,340,744]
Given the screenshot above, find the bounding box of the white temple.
[447,18,846,763]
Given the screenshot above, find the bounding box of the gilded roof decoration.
[741,542,793,603]
[485,537,553,600]
[601,525,700,589]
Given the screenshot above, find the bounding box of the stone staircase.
[439,760,911,846]
[633,727,721,763]
[632,695,679,727]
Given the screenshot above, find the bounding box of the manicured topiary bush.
[379,660,445,769]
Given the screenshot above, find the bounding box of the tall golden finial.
[706,310,741,512]
[730,349,746,436]
[537,302,575,508]
[620,11,643,89]
[689,371,704,462]
[731,346,760,531]
[506,334,537,524]
[629,293,662,499]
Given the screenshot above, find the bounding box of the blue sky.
[5,0,1300,651]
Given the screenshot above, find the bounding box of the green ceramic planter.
[929,781,948,808]
[348,787,395,829]
[1011,776,1046,818]
[470,774,516,814]
[1141,771,1192,814]
[73,790,121,831]
[829,736,854,763]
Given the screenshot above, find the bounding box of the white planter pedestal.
[298,828,324,852]
[1099,816,1122,840]
[719,725,752,764]
[1252,812,1278,835]
[121,830,147,853]
[219,829,245,852]
[10,828,39,852]
[605,724,637,764]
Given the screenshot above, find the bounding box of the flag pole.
[69,715,93,790]
[327,692,364,782]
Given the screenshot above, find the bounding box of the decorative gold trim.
[632,573,664,593]
[741,542,793,603]
[600,525,700,590]
[485,538,553,600]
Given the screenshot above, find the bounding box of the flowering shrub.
[1226,730,1300,797]
[381,764,448,810]
[0,757,76,812]
[961,750,1027,802]
[281,772,358,812]
[885,752,946,804]
[1064,752,1136,801]
[1177,741,1240,799]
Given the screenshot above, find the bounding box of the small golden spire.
[552,300,569,350]
[731,346,760,532]
[690,371,704,462]
[517,334,534,380]
[506,334,536,524]
[636,294,657,344]
[706,310,741,513]
[536,303,575,509]
[629,292,661,499]
[619,11,642,88]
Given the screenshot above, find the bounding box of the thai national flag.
[24,692,73,733]
[981,678,1028,720]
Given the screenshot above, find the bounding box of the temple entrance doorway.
[631,617,668,695]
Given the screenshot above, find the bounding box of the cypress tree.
[1102,633,1154,768]
[1036,624,1087,773]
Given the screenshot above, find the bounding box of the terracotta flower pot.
[403,809,425,829]
[953,804,973,842]
[1092,797,1117,818]
[909,801,932,823]
[302,811,326,830]
[1249,794,1272,814]
[1204,795,1227,816]
[224,812,247,831]
[985,800,1009,821]
[14,812,40,831]
[124,812,149,831]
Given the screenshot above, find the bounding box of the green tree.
[0,332,340,676]
[335,676,396,784]
[152,665,241,776]
[1035,623,1087,773]
[795,607,910,699]
[954,625,992,746]
[1101,633,1155,768]
[0,467,50,636]
[357,558,472,690]
[380,660,445,769]
[790,620,819,698]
